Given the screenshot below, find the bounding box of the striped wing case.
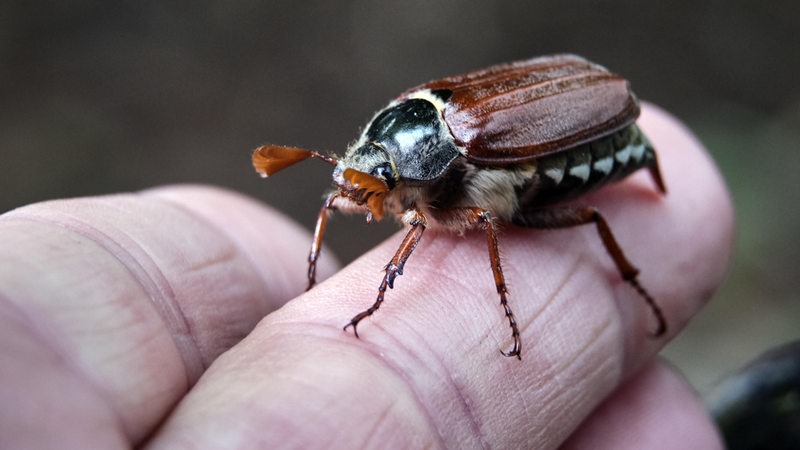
[402,54,640,164]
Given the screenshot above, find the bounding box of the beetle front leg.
[515,206,667,337]
[344,209,427,337]
[307,193,338,291]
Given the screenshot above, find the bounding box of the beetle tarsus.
[342,265,393,337]
[500,341,522,360]
[498,293,522,360]
[628,278,668,337]
[498,294,522,360]
[344,315,365,338]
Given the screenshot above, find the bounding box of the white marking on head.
[393,128,427,149]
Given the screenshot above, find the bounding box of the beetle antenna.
[253,145,337,177]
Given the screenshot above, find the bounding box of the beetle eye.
[370,163,396,190]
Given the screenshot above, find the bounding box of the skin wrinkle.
[328,317,479,448]
[556,252,620,360]
[561,286,619,371]
[552,284,613,380]
[5,205,204,388]
[397,255,499,342]
[492,253,619,447]
[0,214,184,443]
[406,264,494,351]
[360,396,403,449]
[0,291,130,447]
[360,258,503,448]
[135,190,282,362]
[272,322,448,448]
[0,288,123,421]
[449,371,492,450]
[387,303,492,448]
[0,277,80,371]
[356,326,456,446]
[140,188,297,313]
[364,287,533,449]
[354,238,501,446]
[555,321,618,419]
[394,230,510,352]
[533,323,619,448]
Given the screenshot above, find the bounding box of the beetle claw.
[344,321,361,338]
[500,343,522,360]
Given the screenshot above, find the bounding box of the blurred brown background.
[2,1,798,393]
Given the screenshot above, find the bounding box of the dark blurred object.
[706,340,800,450]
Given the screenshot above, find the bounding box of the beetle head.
[251,143,396,221]
[334,142,399,221]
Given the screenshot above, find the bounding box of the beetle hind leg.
[514,206,667,337]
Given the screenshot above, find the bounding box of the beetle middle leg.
[469,208,522,360]
[514,206,667,337]
[433,207,522,359]
[344,209,427,337]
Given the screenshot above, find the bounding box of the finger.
[0,185,337,446]
[149,105,733,449]
[562,360,723,449]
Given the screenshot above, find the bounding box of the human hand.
[0,105,732,449]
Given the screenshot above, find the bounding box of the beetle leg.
[648,152,668,195]
[307,193,338,291]
[467,208,522,360]
[344,209,427,337]
[515,206,667,337]
[421,207,521,359]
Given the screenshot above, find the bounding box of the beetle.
[252,54,667,359]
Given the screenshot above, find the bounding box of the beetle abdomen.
[520,124,656,207]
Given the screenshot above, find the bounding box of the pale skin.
[0,105,731,449]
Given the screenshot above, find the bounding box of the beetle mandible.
[253,54,667,359]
